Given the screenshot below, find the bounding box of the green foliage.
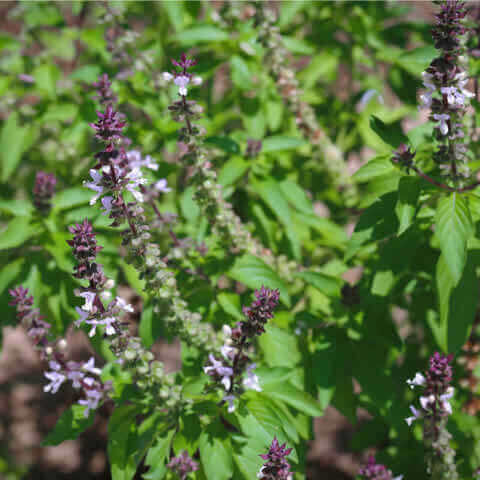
[2,2,480,480]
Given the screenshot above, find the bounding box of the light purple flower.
[174,75,190,96]
[405,404,421,426]
[153,179,171,193]
[79,291,96,312]
[243,364,262,392]
[433,113,450,135]
[44,362,67,394]
[223,394,236,413]
[85,169,104,204]
[407,372,426,389]
[101,196,114,215]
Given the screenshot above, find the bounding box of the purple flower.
[359,455,403,480]
[241,286,280,336]
[166,451,198,480]
[9,286,51,348]
[89,105,126,144]
[44,361,67,393]
[18,73,35,84]
[204,354,234,391]
[258,437,293,480]
[92,74,116,104]
[33,171,57,214]
[171,53,197,70]
[67,219,104,282]
[153,179,171,193]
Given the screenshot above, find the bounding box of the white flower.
[422,71,436,91]
[223,394,236,413]
[68,370,85,389]
[405,405,421,426]
[420,394,434,410]
[101,196,114,215]
[153,179,171,193]
[83,357,101,376]
[84,169,104,204]
[75,306,89,327]
[191,75,203,86]
[433,113,450,135]
[174,75,190,96]
[79,291,96,312]
[126,150,158,171]
[441,86,464,106]
[406,372,426,389]
[125,167,146,202]
[44,365,66,394]
[257,466,266,479]
[420,91,433,108]
[78,388,103,417]
[116,296,134,313]
[162,72,173,82]
[243,364,262,392]
[102,316,117,336]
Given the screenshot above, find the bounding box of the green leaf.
[144,430,175,480]
[33,63,60,98]
[229,255,291,307]
[199,422,234,480]
[175,26,229,45]
[369,115,408,149]
[205,136,240,155]
[396,45,437,77]
[0,113,30,182]
[218,156,248,187]
[139,305,162,349]
[0,198,33,217]
[54,187,92,210]
[282,36,314,55]
[0,258,24,295]
[254,179,300,259]
[261,136,306,153]
[108,407,162,480]
[0,216,38,250]
[42,104,79,123]
[259,324,301,368]
[279,179,313,214]
[217,292,243,320]
[435,193,473,285]
[263,381,323,417]
[70,64,102,83]
[43,405,95,446]
[395,176,420,235]
[436,253,478,353]
[230,55,252,90]
[108,405,139,480]
[295,271,342,297]
[352,155,394,183]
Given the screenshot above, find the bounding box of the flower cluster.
[419,0,472,182]
[406,352,458,479]
[33,171,57,214]
[204,287,279,412]
[257,437,293,480]
[88,74,219,352]
[165,54,261,256]
[68,219,133,354]
[166,451,198,480]
[9,286,109,417]
[162,53,202,97]
[359,456,403,480]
